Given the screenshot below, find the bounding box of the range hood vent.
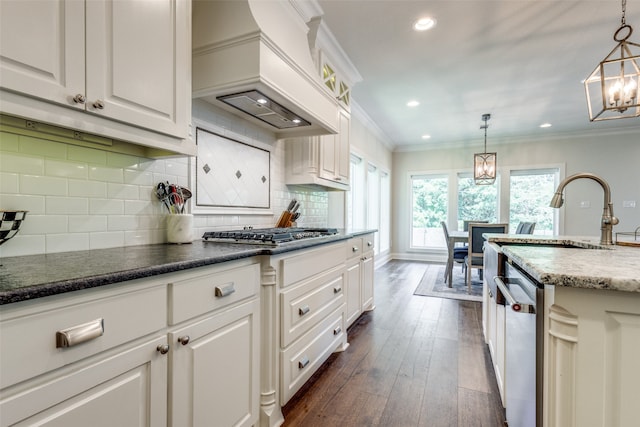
[192,0,339,138]
[218,91,311,130]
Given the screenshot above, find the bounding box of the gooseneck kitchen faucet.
[549,172,619,245]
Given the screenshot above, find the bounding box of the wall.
[392,131,640,259]
[0,100,329,257]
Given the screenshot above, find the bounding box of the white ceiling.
[316,0,640,151]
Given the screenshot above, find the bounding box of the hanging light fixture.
[474,113,497,185]
[584,0,640,121]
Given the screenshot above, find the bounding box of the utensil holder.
[167,214,193,244]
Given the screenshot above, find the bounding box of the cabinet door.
[0,0,85,108]
[336,109,351,183]
[361,252,374,311]
[169,299,259,427]
[0,335,168,427]
[85,0,189,138]
[345,258,362,327]
[318,109,350,185]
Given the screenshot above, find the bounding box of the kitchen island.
[0,229,376,427]
[483,234,640,427]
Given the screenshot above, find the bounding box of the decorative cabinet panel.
[544,286,640,427]
[0,0,193,156]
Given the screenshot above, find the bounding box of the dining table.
[446,230,469,287]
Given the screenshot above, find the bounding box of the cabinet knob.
[333,286,342,294]
[352,246,359,252]
[334,177,342,181]
[367,241,373,247]
[333,326,342,335]
[156,344,170,355]
[93,100,105,110]
[178,335,190,345]
[72,94,86,104]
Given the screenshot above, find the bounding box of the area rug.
[413,263,483,302]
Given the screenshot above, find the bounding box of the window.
[379,171,390,253]
[367,163,380,252]
[457,173,498,229]
[509,169,559,235]
[347,154,365,229]
[411,174,448,249]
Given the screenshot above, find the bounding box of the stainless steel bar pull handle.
[494,276,536,314]
[215,282,235,297]
[298,356,310,369]
[56,318,104,348]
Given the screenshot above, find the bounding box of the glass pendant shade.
[474,152,497,185]
[585,2,640,121]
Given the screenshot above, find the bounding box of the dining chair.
[441,221,467,284]
[515,221,536,234]
[465,223,509,292]
[463,220,489,231]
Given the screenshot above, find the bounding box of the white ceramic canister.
[166,214,193,244]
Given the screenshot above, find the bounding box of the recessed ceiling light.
[422,134,431,139]
[407,100,420,107]
[413,17,437,31]
[540,123,552,128]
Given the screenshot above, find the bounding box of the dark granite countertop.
[0,229,376,305]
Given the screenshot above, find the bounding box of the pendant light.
[473,113,496,185]
[584,0,640,121]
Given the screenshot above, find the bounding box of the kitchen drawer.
[168,261,260,325]
[280,306,345,404]
[281,266,345,347]
[362,233,375,253]
[280,242,345,288]
[0,281,166,390]
[346,236,363,260]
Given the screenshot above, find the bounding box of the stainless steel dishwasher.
[495,260,544,427]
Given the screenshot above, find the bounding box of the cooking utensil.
[156,182,171,213]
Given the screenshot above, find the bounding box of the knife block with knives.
[276,199,300,227]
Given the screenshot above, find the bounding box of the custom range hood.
[192,0,339,138]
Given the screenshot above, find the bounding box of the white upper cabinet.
[0,0,193,156]
[0,0,85,107]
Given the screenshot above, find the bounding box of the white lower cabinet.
[0,259,261,427]
[345,233,375,328]
[167,260,260,427]
[0,281,169,427]
[259,241,349,427]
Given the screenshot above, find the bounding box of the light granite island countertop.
[484,234,640,293]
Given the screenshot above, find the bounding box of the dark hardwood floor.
[281,260,506,427]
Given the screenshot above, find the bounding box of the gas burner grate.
[202,227,338,245]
